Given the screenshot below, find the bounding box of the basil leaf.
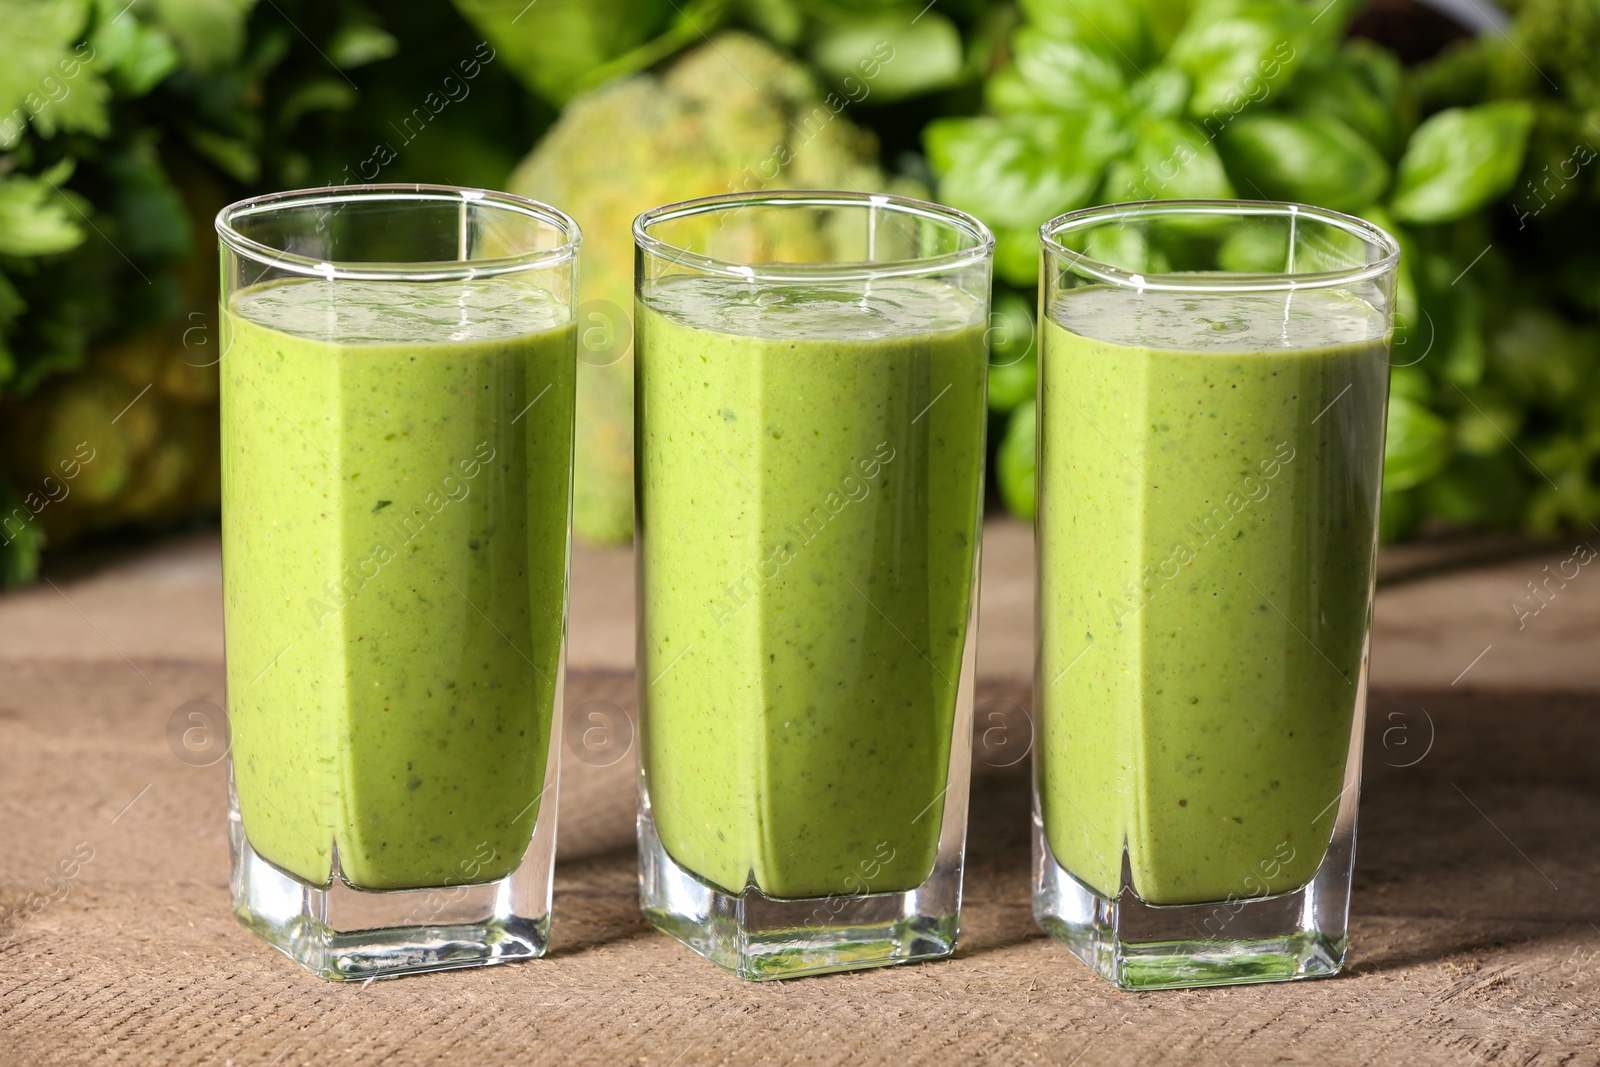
[1019,0,1148,64]
[1389,101,1536,224]
[1218,112,1390,212]
[1488,306,1595,406]
[1128,65,1189,119]
[1383,394,1453,492]
[1012,26,1125,110]
[327,23,400,70]
[1453,390,1523,457]
[810,11,964,102]
[1106,117,1234,201]
[0,171,87,257]
[993,226,1042,289]
[1168,2,1307,122]
[985,65,1053,115]
[1289,44,1405,157]
[925,112,1128,230]
[452,0,673,104]
[144,0,257,71]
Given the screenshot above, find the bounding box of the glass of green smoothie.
[633,191,993,979]
[1032,201,1400,990]
[216,186,579,980]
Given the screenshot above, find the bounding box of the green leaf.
[810,11,963,102]
[997,399,1037,520]
[1128,65,1188,119]
[1106,117,1234,201]
[147,0,257,72]
[276,77,359,130]
[1289,43,1405,157]
[327,22,399,69]
[1218,112,1390,212]
[1019,0,1148,63]
[1438,277,1486,387]
[1383,393,1453,492]
[925,112,1128,231]
[1488,306,1595,406]
[101,139,192,261]
[1389,102,1536,224]
[1169,1,1308,122]
[738,0,803,46]
[1011,25,1125,110]
[451,0,674,105]
[1217,219,1286,272]
[1085,223,1166,274]
[186,127,259,182]
[1453,390,1522,456]
[993,226,1042,288]
[0,0,108,147]
[984,65,1052,115]
[0,171,86,257]
[90,0,181,94]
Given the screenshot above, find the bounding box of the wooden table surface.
[2,528,1598,1066]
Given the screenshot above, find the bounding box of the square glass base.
[229,791,555,981]
[637,806,960,981]
[1031,816,1351,990]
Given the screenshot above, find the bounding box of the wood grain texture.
[1,665,1597,1066]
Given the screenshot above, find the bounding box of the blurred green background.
[1,0,1597,584]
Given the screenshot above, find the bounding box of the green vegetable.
[924,112,1127,232]
[1218,113,1390,212]
[809,10,963,102]
[937,0,1600,540]
[1106,117,1234,202]
[1287,41,1406,158]
[1389,102,1535,224]
[1166,0,1308,120]
[996,399,1036,521]
[451,0,676,104]
[1,0,550,583]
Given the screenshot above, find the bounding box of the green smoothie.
[221,276,575,892]
[1037,285,1388,906]
[636,275,986,901]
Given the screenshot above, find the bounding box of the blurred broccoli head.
[508,32,910,544]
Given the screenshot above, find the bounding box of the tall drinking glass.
[1033,201,1399,989]
[217,185,579,980]
[633,192,993,979]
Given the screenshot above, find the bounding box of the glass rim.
[633,190,995,283]
[215,183,582,282]
[1040,199,1402,294]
